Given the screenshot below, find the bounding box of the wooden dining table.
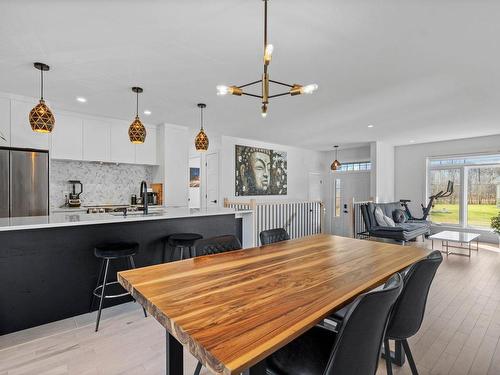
[117,234,429,375]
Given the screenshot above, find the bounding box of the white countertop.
[0,207,252,232]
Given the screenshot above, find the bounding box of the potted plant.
[492,212,500,247]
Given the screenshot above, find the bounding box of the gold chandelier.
[194,103,209,151]
[216,0,318,117]
[129,87,146,144]
[30,62,55,133]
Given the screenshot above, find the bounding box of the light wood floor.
[1,239,500,375]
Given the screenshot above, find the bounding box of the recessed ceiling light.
[409,140,415,143]
[76,97,87,103]
[143,110,152,115]
[367,124,374,128]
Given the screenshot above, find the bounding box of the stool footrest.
[93,281,130,299]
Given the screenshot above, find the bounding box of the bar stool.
[90,242,147,332]
[162,233,203,262]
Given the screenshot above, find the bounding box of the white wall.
[156,124,189,207]
[370,141,395,202]
[187,129,326,203]
[220,136,325,202]
[324,145,371,165]
[395,134,500,213]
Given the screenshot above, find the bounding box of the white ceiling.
[1,0,500,150]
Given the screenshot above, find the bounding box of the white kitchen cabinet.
[10,99,50,150]
[83,119,110,162]
[51,114,83,160]
[0,97,10,146]
[110,120,135,164]
[134,125,157,165]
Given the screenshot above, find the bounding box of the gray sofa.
[360,202,430,244]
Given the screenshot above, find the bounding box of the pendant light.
[216,0,318,117]
[29,62,55,133]
[128,87,146,144]
[331,145,341,171]
[194,103,209,151]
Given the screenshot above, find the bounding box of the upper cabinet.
[110,120,135,164]
[83,119,110,162]
[51,114,83,160]
[10,100,50,150]
[0,97,10,147]
[135,125,157,165]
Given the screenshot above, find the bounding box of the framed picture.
[235,145,287,196]
[189,167,200,188]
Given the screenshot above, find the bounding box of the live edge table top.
[118,234,429,375]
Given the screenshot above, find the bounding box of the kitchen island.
[0,207,253,334]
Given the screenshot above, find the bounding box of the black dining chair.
[382,250,442,375]
[259,228,290,245]
[192,234,242,375]
[330,250,443,375]
[193,234,242,257]
[265,272,404,375]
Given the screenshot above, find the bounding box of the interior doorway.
[204,151,220,208]
[188,156,201,208]
[331,171,370,237]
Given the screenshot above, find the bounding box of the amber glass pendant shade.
[330,160,341,171]
[129,87,146,144]
[129,116,146,144]
[31,62,55,133]
[30,99,55,133]
[330,145,341,170]
[195,103,209,151]
[195,128,209,151]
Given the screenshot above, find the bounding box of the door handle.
[211,200,218,203]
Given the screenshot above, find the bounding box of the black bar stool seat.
[91,241,147,332]
[163,233,203,262]
[95,242,138,258]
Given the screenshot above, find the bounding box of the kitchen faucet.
[140,180,148,215]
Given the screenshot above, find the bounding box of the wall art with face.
[235,145,287,196]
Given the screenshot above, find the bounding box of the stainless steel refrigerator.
[0,147,49,218]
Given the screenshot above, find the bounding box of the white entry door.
[205,152,219,208]
[331,172,370,237]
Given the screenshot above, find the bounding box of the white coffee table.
[429,230,480,257]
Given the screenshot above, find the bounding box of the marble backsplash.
[50,160,156,209]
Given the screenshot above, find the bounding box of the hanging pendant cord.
[40,69,44,100]
[136,92,139,117]
[200,106,204,130]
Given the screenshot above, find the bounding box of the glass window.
[337,161,371,172]
[429,169,461,225]
[428,153,500,229]
[429,154,500,167]
[467,167,500,228]
[335,179,341,217]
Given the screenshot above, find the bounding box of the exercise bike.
[400,180,454,221]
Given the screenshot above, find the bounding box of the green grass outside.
[431,204,500,228]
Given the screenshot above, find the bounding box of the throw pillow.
[392,209,407,224]
[374,207,387,226]
[384,215,396,227]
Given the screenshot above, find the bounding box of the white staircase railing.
[224,198,325,245]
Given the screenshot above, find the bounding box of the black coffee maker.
[68,180,83,207]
